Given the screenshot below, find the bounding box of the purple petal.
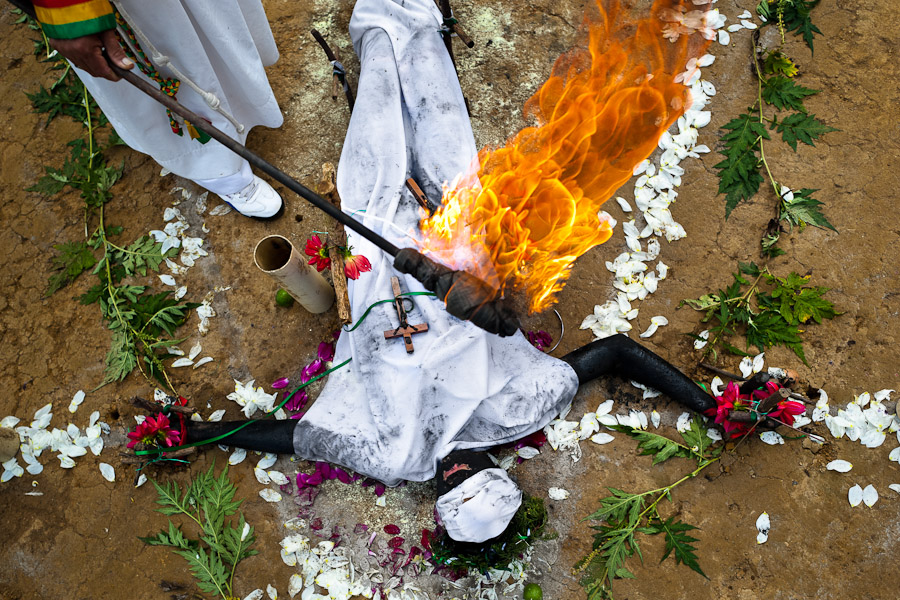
[335,468,351,484]
[271,377,290,389]
[317,341,336,362]
[374,483,386,497]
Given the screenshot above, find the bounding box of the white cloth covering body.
[72,0,283,194]
[294,0,579,486]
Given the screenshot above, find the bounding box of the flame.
[419,0,712,314]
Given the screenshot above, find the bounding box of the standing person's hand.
[49,29,133,81]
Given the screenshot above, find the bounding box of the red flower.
[304,235,331,272]
[768,400,806,427]
[126,414,181,449]
[343,252,372,280]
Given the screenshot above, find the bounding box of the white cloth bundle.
[435,468,523,543]
[293,0,579,486]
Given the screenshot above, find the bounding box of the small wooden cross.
[383,276,428,354]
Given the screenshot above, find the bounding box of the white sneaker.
[218,175,283,218]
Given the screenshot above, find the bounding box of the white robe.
[293,0,579,486]
[74,0,282,192]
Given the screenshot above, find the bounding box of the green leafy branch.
[20,23,196,392]
[141,464,257,600]
[715,0,835,257]
[575,416,720,600]
[681,261,838,365]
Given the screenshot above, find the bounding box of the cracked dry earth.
[2,1,900,599]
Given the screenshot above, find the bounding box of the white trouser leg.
[192,160,254,195]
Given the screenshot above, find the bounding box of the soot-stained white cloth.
[293,0,579,486]
[435,469,523,543]
[74,0,282,192]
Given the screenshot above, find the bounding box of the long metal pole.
[109,62,401,258]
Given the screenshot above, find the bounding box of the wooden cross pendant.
[383,276,428,354]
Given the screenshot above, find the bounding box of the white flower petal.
[755,512,770,544]
[188,342,202,361]
[639,322,659,338]
[136,473,148,488]
[739,357,754,378]
[267,584,278,600]
[229,448,247,465]
[888,484,900,495]
[615,196,633,212]
[268,470,290,486]
[752,353,765,374]
[717,29,730,45]
[288,574,303,598]
[254,468,272,485]
[651,410,661,428]
[707,428,722,441]
[596,399,615,417]
[548,487,570,500]
[257,453,277,470]
[259,489,283,503]
[208,410,226,422]
[676,412,691,433]
[193,357,214,369]
[99,462,115,482]
[68,390,86,413]
[826,460,853,473]
[159,274,177,286]
[591,433,615,445]
[174,285,188,300]
[889,447,900,463]
[517,446,540,459]
[848,484,863,507]
[171,358,194,368]
[862,484,878,507]
[244,590,264,600]
[759,431,784,445]
[710,377,724,396]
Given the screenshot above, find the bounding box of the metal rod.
[109,60,401,258]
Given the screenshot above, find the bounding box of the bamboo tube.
[254,235,335,313]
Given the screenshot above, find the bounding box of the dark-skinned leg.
[560,334,714,414]
[184,419,295,454]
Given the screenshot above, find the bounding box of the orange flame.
[419,0,712,313]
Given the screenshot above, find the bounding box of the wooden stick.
[319,164,352,325]
[310,29,355,111]
[699,362,746,381]
[130,396,195,415]
[405,178,437,214]
[433,0,474,47]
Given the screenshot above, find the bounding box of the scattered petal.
[848,484,863,507]
[229,448,247,465]
[650,410,661,428]
[288,574,303,598]
[254,468,272,485]
[863,484,878,507]
[174,286,188,300]
[136,473,148,488]
[159,274,177,286]
[615,196,632,212]
[548,487,570,500]
[68,390,86,413]
[888,484,900,495]
[189,342,202,361]
[591,433,615,445]
[739,357,754,378]
[268,470,289,486]
[759,431,784,445]
[208,410,226,422]
[826,460,853,473]
[259,489,282,503]
[676,412,691,433]
[266,584,278,600]
[756,512,770,544]
[257,453,277,470]
[244,590,264,600]
[193,357,214,369]
[99,463,115,482]
[517,446,540,459]
[171,358,194,368]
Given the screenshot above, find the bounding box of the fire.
[419,0,712,314]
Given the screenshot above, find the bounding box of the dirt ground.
[2,1,900,599]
